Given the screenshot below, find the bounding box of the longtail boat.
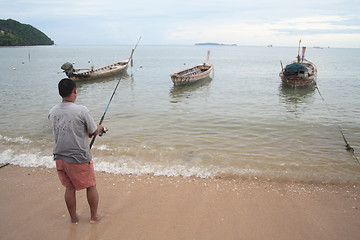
[61,59,130,81]
[279,41,317,88]
[170,51,214,85]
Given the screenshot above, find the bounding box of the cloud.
[1,0,360,47]
[166,15,360,47]
[274,16,360,32]
[167,22,276,44]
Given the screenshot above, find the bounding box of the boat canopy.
[284,63,308,74]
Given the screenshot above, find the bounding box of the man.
[49,78,104,223]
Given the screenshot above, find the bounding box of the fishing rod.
[0,163,10,169]
[90,37,142,149]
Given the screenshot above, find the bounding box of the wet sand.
[1,165,359,240]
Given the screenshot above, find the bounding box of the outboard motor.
[61,62,75,77]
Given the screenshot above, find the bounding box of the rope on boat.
[315,85,359,165]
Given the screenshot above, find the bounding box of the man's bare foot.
[90,215,101,224]
[71,214,79,223]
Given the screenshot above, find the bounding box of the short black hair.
[58,78,76,97]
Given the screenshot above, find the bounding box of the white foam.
[96,145,110,151]
[0,135,32,144]
[93,157,260,179]
[0,149,14,164]
[0,149,55,168]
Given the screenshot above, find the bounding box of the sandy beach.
[0,164,359,240]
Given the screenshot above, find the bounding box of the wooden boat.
[279,41,317,88]
[170,51,214,85]
[61,59,130,81]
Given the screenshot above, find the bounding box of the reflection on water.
[279,83,316,102]
[169,77,212,102]
[278,83,316,115]
[75,71,132,89]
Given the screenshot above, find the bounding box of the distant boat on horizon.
[195,43,237,46]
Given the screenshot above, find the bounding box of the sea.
[0,45,359,184]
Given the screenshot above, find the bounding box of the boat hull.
[279,59,317,88]
[170,63,214,85]
[68,59,129,81]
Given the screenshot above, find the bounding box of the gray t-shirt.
[49,102,98,164]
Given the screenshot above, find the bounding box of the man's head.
[58,78,76,97]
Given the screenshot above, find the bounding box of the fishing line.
[90,37,142,149]
[315,85,359,165]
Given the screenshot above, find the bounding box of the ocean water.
[0,45,359,184]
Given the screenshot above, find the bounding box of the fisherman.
[48,78,105,223]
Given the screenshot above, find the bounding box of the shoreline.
[1,164,359,240]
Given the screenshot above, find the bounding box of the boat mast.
[206,50,210,63]
[301,46,306,64]
[297,39,301,63]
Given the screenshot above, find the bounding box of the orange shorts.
[55,159,96,191]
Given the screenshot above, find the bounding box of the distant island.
[0,19,54,46]
[195,43,237,46]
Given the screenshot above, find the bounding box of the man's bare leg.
[65,187,78,223]
[87,185,100,223]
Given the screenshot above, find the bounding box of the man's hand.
[89,125,106,138]
[99,127,108,136]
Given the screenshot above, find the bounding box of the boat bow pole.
[90,37,141,149]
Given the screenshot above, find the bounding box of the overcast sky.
[2,0,360,47]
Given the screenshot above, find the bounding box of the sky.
[2,0,360,47]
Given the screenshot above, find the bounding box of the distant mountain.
[195,43,237,46]
[0,19,54,46]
